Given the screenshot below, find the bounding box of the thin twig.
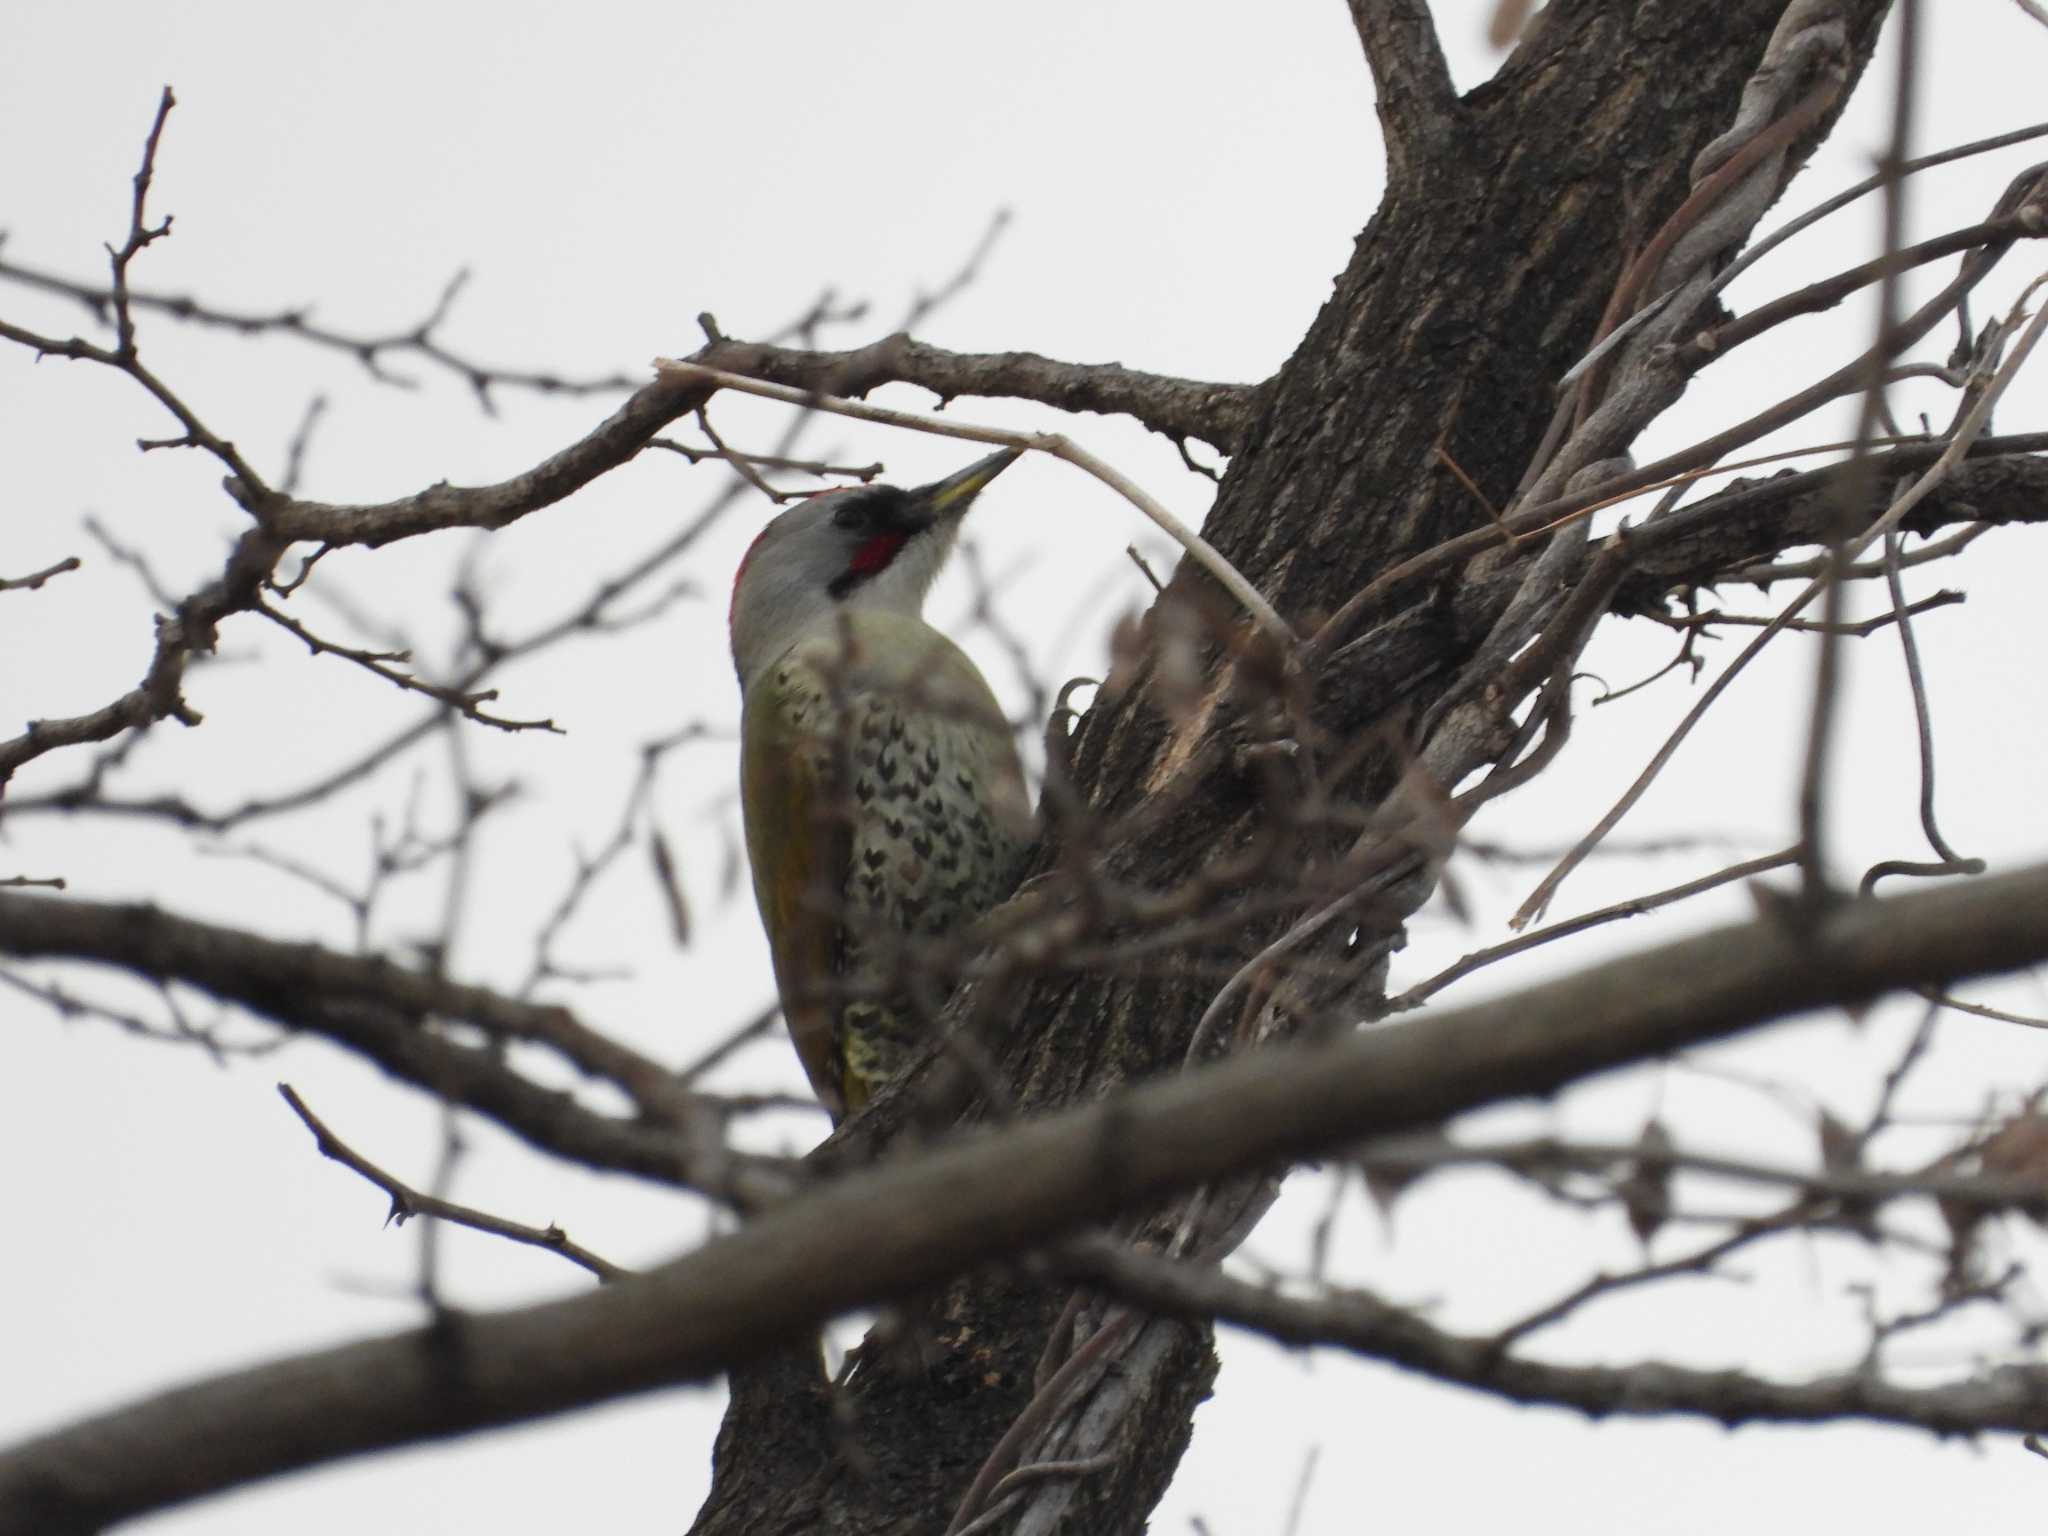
[650,357,1294,647]
[254,598,562,733]
[277,1084,627,1283]
[1882,531,1980,874]
[1797,0,1920,902]
[1711,118,2048,302]
[1648,589,1964,636]
[0,556,82,594]
[1518,266,2048,926]
[1393,847,1799,1011]
[1924,990,2048,1030]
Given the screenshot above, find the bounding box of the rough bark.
[692,5,1895,1534]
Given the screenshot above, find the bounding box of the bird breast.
[751,612,1032,939]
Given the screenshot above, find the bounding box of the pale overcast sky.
[5,4,2048,1533]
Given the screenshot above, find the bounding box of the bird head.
[728,447,1021,684]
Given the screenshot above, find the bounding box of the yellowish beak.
[917,447,1023,519]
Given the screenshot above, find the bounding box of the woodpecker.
[730,449,1032,1121]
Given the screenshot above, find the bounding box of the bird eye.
[830,499,865,530]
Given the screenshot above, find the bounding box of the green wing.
[740,665,852,1119]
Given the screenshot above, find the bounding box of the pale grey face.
[727,450,1020,685]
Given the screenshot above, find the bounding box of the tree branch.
[0,891,784,1200]
[1062,1242,2048,1434]
[259,370,710,545]
[1605,435,2048,610]
[277,1084,628,1283]
[0,256,640,406]
[9,858,2048,1530]
[1348,0,1461,179]
[0,555,81,594]
[698,329,1265,455]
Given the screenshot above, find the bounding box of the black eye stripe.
[829,486,913,533]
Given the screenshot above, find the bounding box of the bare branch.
[654,358,1294,645]
[278,1084,627,1283]
[1607,436,2048,603]
[1792,0,1921,902]
[1062,1243,2048,1435]
[1707,206,2042,361]
[105,86,178,360]
[10,859,2048,1528]
[262,372,710,546]
[0,556,81,594]
[903,206,1014,333]
[1718,117,2048,301]
[0,889,785,1199]
[254,597,562,734]
[1391,847,1800,1011]
[0,255,642,405]
[1308,162,2048,668]
[1,966,274,1057]
[1348,0,1461,178]
[696,329,1264,455]
[1880,532,1979,875]
[1523,271,2048,922]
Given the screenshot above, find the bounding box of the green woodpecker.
[730,449,1032,1121]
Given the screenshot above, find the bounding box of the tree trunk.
[692,5,1891,1532]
